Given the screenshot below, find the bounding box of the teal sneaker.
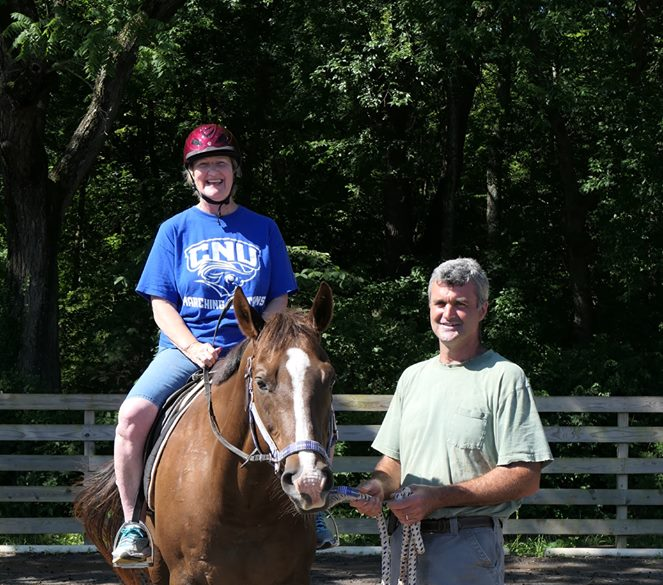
[315,513,337,549]
[111,522,152,568]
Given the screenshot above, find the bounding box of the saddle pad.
[143,376,205,510]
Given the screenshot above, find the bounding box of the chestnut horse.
[74,283,336,585]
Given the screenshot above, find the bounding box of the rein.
[204,365,273,466]
[202,299,275,465]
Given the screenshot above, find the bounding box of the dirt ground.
[0,552,662,584]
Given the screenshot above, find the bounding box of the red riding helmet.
[183,124,241,169]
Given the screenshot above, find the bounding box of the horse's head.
[234,282,336,512]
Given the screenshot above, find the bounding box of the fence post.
[615,411,629,549]
[83,409,96,467]
[82,408,96,545]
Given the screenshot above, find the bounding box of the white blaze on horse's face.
[285,347,328,510]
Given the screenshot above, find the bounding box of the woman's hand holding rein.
[183,340,222,368]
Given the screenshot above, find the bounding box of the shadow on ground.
[0,552,662,584]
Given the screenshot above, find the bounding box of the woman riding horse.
[75,283,337,585]
[111,122,332,566]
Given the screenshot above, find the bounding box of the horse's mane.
[208,308,320,386]
[257,309,320,351]
[210,339,248,385]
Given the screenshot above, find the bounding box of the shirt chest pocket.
[446,407,488,450]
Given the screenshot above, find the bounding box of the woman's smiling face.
[191,155,235,202]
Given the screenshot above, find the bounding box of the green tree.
[2,0,660,402]
[0,0,186,391]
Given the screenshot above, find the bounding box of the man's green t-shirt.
[372,350,553,519]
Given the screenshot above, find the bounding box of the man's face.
[429,281,487,347]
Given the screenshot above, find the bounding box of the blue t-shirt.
[136,205,298,351]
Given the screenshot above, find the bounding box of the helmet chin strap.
[200,192,232,207]
[200,191,233,224]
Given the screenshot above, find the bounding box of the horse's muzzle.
[281,464,333,512]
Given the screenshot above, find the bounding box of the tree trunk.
[548,104,594,343]
[485,155,499,245]
[382,104,416,276]
[5,189,63,389]
[2,123,64,389]
[525,21,595,345]
[0,20,61,389]
[0,0,187,391]
[425,64,478,260]
[486,17,513,247]
[627,0,654,83]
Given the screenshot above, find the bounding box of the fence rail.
[1,393,663,549]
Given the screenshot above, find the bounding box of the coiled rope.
[327,486,425,585]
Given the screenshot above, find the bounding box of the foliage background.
[1,0,662,548]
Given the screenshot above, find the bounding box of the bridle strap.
[249,402,331,472]
[204,366,272,465]
[204,354,336,472]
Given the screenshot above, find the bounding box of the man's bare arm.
[389,461,542,524]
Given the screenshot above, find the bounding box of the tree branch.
[49,0,186,206]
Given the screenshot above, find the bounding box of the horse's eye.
[255,377,270,392]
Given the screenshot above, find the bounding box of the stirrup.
[112,520,154,569]
[316,513,339,550]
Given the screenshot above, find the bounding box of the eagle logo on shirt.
[185,238,260,298]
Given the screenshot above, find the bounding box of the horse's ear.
[233,286,264,340]
[309,281,333,333]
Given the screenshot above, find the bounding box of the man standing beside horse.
[352,257,552,585]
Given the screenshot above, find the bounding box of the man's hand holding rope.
[349,477,385,517]
[349,478,426,585]
[385,484,439,526]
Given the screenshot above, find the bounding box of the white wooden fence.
[1,393,662,550]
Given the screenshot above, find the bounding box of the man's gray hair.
[428,258,490,307]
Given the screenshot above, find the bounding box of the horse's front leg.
[146,544,169,585]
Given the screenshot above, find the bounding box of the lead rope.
[327,486,424,585]
[389,487,424,585]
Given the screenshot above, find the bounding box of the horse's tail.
[73,460,149,585]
